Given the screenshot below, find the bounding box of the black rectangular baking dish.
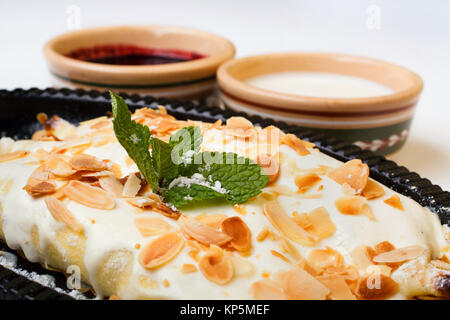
[0,87,449,300]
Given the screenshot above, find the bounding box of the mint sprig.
[110,92,269,208]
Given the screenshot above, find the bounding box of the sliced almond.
[122,173,142,197]
[384,195,404,211]
[138,232,184,269]
[263,200,317,246]
[23,165,56,196]
[318,275,356,300]
[372,245,426,263]
[328,159,369,194]
[69,154,105,171]
[178,215,232,246]
[198,245,233,285]
[99,176,124,197]
[181,263,197,274]
[44,196,83,232]
[225,117,254,138]
[323,265,360,282]
[283,266,329,300]
[196,214,228,229]
[0,150,29,163]
[357,274,398,300]
[221,216,252,252]
[48,158,76,177]
[256,154,280,184]
[230,256,255,277]
[361,180,385,200]
[305,207,336,239]
[308,248,344,273]
[64,180,115,210]
[374,241,395,254]
[251,279,286,300]
[126,197,156,209]
[155,203,180,220]
[134,217,172,237]
[294,173,321,194]
[335,195,367,215]
[281,134,310,156]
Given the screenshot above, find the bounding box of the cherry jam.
[67,44,205,65]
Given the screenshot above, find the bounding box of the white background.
[0,0,449,190]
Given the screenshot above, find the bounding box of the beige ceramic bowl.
[217,53,423,155]
[44,25,235,100]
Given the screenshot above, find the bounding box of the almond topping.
[48,158,76,177]
[198,245,233,285]
[69,154,105,171]
[195,214,228,229]
[328,159,369,194]
[99,176,124,197]
[181,264,197,273]
[361,180,385,200]
[122,173,142,197]
[374,241,395,254]
[178,215,232,246]
[0,150,29,163]
[384,195,404,211]
[281,134,310,156]
[44,196,83,232]
[126,197,156,209]
[134,217,172,237]
[271,250,291,263]
[263,200,317,246]
[308,248,344,273]
[372,245,426,263]
[230,256,255,277]
[294,173,321,193]
[256,154,280,184]
[221,216,252,252]
[139,232,184,269]
[357,274,398,300]
[64,180,115,210]
[225,117,254,137]
[155,203,180,220]
[283,266,329,300]
[304,207,336,239]
[251,279,286,300]
[335,195,367,215]
[319,275,356,300]
[23,166,56,196]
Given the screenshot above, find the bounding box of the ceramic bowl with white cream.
[217,53,423,155]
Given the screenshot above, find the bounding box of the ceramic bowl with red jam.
[43,25,235,100]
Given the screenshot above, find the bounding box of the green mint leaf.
[149,136,178,185]
[169,126,202,157]
[110,91,159,192]
[199,152,270,204]
[162,183,225,207]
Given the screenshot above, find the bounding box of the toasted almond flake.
[431,260,450,270]
[48,158,77,177]
[32,129,55,141]
[335,195,367,215]
[384,195,404,211]
[283,266,329,300]
[230,256,255,277]
[138,232,184,269]
[251,279,286,300]
[374,241,395,254]
[350,245,374,270]
[109,294,120,300]
[271,250,291,263]
[281,134,310,156]
[155,203,180,220]
[122,173,142,197]
[70,154,105,172]
[318,275,356,300]
[90,120,111,130]
[198,245,233,285]
[328,159,369,194]
[99,176,124,197]
[195,214,228,229]
[23,166,56,196]
[0,150,29,163]
[366,265,392,277]
[372,245,426,263]
[44,196,83,232]
[134,217,172,237]
[263,185,294,198]
[225,117,254,137]
[256,154,280,184]
[362,180,385,200]
[292,211,312,229]
[208,119,222,130]
[179,215,232,246]
[232,204,247,215]
[357,274,398,300]
[308,248,344,273]
[163,279,170,287]
[181,263,197,274]
[126,197,156,209]
[263,200,317,246]
[256,227,270,242]
[304,207,336,239]
[135,243,141,250]
[279,238,302,261]
[323,265,360,282]
[64,180,115,210]
[361,204,376,221]
[221,216,252,252]
[294,173,321,194]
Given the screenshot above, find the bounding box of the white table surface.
[1,0,449,190]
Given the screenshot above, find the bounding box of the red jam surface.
[66,44,205,65]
